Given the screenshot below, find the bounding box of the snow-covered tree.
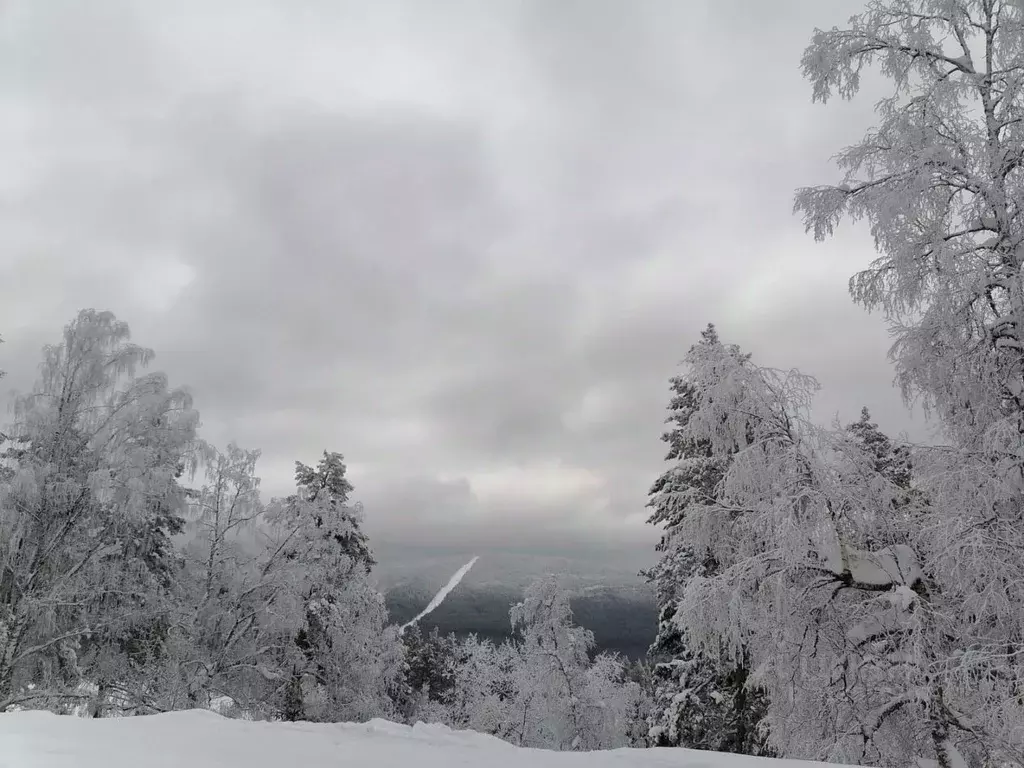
[0,310,199,711]
[80,455,192,717]
[835,407,923,554]
[645,326,772,755]
[398,625,459,722]
[417,578,643,751]
[506,575,595,749]
[657,326,931,764]
[505,576,640,751]
[796,3,1024,764]
[439,633,515,737]
[287,574,403,723]
[846,408,911,491]
[645,325,738,607]
[581,652,650,750]
[170,442,287,714]
[795,0,1024,450]
[647,643,772,754]
[288,451,374,571]
[262,455,402,723]
[620,659,656,748]
[655,322,1016,766]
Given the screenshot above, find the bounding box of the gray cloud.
[0,0,921,578]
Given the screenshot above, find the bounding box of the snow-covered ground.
[0,709,849,768]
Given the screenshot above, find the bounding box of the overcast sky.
[0,0,929,574]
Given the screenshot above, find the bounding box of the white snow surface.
[0,709,854,768]
[400,555,479,632]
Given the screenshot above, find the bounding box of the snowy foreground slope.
[0,710,850,768]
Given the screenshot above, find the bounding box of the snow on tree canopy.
[844,544,922,589]
[794,2,1024,765]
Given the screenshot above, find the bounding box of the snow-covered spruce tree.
[0,310,199,711]
[809,420,936,766]
[263,454,401,723]
[644,325,771,755]
[840,408,924,543]
[846,409,911,490]
[397,624,459,722]
[290,451,374,570]
[796,3,1024,763]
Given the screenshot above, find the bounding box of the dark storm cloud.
[0,0,920,575]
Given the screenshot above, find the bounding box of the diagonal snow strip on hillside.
[400,556,479,633]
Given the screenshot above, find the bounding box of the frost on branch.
[795,0,1024,450]
[654,324,987,765]
[795,3,1024,764]
[426,576,644,751]
[0,310,199,712]
[842,543,922,590]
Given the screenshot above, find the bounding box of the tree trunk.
[0,607,26,710]
[282,668,304,722]
[90,680,107,718]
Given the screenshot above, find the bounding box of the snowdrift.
[0,709,851,768]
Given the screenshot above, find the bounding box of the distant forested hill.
[385,583,658,660]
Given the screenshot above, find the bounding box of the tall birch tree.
[0,310,199,711]
[796,3,1024,764]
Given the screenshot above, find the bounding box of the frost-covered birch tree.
[0,310,199,711]
[795,0,1024,448]
[507,575,595,750]
[437,633,517,738]
[795,2,1024,764]
[420,578,643,750]
[170,442,288,714]
[506,576,640,751]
